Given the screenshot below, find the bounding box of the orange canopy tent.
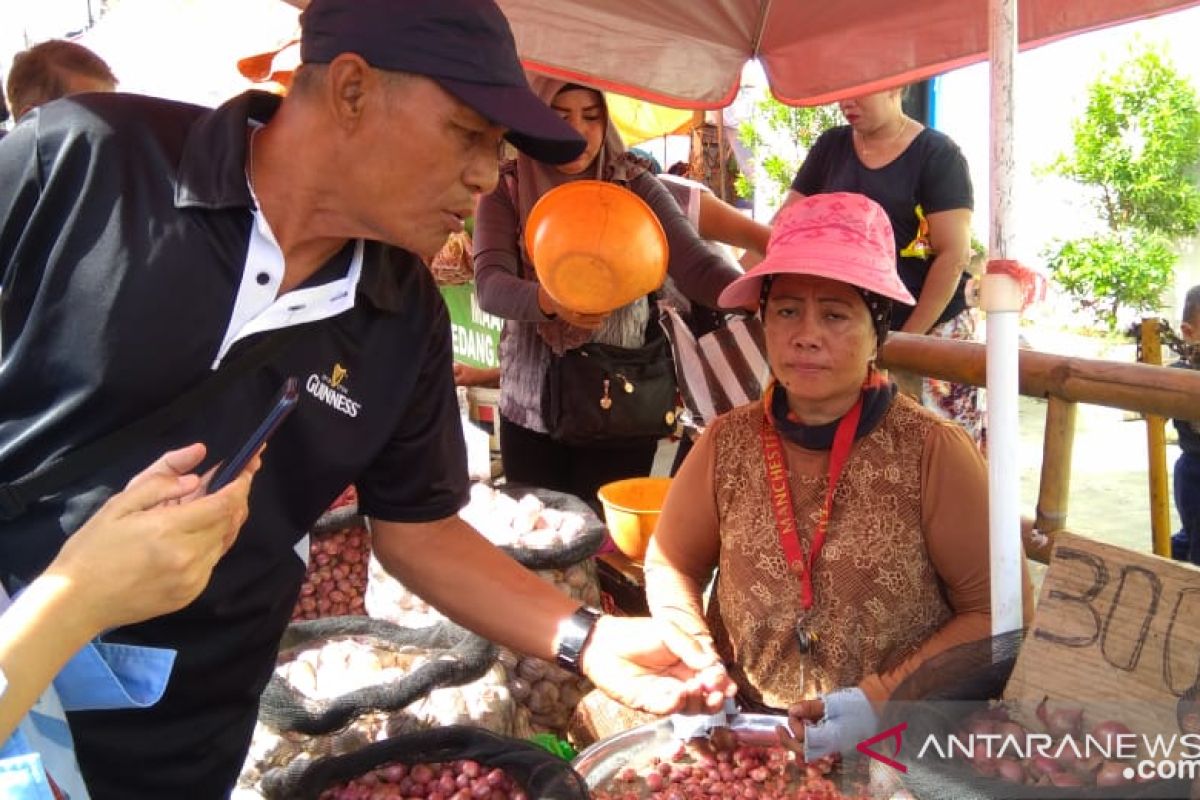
[237,38,696,145]
[279,0,1200,107]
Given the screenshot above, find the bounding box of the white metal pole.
[984,0,1025,637]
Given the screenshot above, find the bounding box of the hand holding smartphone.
[207,377,300,494]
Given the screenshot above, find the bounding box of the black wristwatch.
[554,605,602,675]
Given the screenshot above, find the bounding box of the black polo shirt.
[0,91,469,797]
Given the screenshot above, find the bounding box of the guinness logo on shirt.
[330,363,349,389]
[306,365,361,418]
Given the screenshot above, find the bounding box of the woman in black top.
[783,87,984,447]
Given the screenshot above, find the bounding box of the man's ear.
[326,53,373,126]
[1183,320,1197,342]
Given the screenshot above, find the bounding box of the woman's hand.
[776,698,823,756]
[47,443,262,634]
[579,616,736,715]
[452,363,501,388]
[652,608,725,712]
[537,284,609,330]
[776,689,878,761]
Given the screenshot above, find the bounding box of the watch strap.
[554,606,602,675]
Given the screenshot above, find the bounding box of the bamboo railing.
[879,331,1200,562]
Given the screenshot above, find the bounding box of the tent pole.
[984,0,1025,639]
[716,113,728,202]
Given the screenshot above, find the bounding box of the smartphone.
[207,376,300,494]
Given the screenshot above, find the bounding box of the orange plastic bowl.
[597,477,673,562]
[524,181,668,315]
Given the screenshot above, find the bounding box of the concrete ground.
[1017,326,1182,557]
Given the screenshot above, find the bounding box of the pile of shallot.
[591,743,866,800]
[318,759,528,800]
[293,487,369,620]
[293,525,370,619]
[960,697,1140,788]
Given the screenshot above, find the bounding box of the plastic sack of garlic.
[236,635,526,797]
[365,484,602,628]
[363,485,602,736]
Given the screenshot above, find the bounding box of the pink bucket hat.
[718,192,916,309]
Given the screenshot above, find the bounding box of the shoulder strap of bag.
[0,328,304,521]
[645,292,668,345]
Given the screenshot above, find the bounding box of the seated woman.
[473,77,741,510]
[642,192,1033,759]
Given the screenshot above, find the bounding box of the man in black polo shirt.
[0,0,734,796]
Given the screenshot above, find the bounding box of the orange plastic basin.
[524,181,668,315]
[597,477,673,562]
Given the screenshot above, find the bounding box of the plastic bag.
[238,618,518,796]
[429,231,475,286]
[261,617,497,735]
[365,483,604,627]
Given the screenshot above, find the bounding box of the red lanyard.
[760,395,862,611]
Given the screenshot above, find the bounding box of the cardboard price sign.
[1005,533,1200,740]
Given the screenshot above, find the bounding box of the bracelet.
[554,606,602,675]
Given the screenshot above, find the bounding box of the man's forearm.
[370,516,580,661]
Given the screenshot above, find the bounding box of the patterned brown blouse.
[647,393,1033,710]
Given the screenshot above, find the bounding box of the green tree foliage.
[1046,41,1200,330]
[736,94,841,208]
[1045,230,1176,331]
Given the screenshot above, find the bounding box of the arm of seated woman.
[644,424,723,657]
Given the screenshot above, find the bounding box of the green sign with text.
[440,282,502,369]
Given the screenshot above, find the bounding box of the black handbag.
[543,313,678,447]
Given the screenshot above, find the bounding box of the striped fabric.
[660,307,770,432]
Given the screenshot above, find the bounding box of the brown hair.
[6,40,117,120]
[1184,284,1200,327]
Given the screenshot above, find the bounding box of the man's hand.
[579,616,736,716]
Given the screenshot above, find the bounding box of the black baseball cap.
[299,0,586,164]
